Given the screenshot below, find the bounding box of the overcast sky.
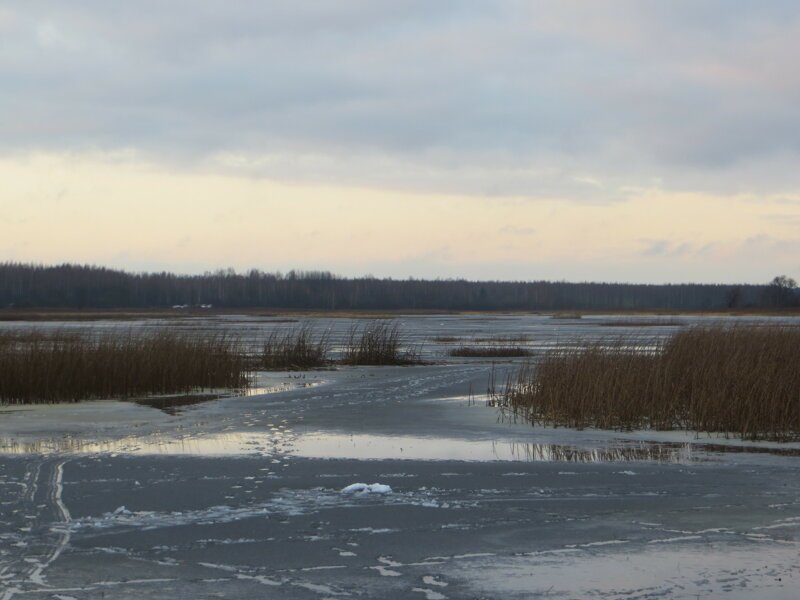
[2,1,799,282]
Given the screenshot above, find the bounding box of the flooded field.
[1,314,799,599]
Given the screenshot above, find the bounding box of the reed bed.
[259,326,330,370]
[260,321,419,367]
[493,326,800,440]
[0,329,250,404]
[450,346,533,358]
[474,334,531,343]
[341,321,421,365]
[432,336,462,343]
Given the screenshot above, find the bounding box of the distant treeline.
[0,263,797,311]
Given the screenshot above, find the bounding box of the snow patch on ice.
[341,482,392,495]
[753,516,800,531]
[372,565,402,577]
[371,556,403,577]
[648,535,702,544]
[349,527,397,535]
[412,587,446,599]
[293,581,350,595]
[567,539,629,548]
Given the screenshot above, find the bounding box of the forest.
[0,262,796,311]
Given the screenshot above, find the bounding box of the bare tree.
[763,275,799,307]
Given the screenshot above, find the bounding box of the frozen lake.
[1,314,799,598]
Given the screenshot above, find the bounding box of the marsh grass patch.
[341,321,422,366]
[450,346,533,358]
[0,329,250,404]
[492,326,800,441]
[260,325,330,370]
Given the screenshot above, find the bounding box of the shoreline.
[3,307,800,322]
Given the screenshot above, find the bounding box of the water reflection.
[0,431,293,456]
[503,440,693,463]
[133,393,229,414]
[131,382,323,414]
[2,430,796,462]
[292,434,698,464]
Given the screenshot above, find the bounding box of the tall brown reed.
[341,321,420,365]
[260,326,330,370]
[494,326,800,440]
[0,329,250,404]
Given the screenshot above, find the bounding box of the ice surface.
[3,314,800,599]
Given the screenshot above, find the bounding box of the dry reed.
[450,346,533,358]
[474,334,531,343]
[0,329,250,404]
[260,326,330,370]
[341,321,420,365]
[493,326,800,440]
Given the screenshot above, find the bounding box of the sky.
[1,1,799,283]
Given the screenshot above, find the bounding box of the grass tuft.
[260,326,330,370]
[341,321,421,365]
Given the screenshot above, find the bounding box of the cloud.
[638,239,718,258]
[1,1,800,199]
[740,233,800,254]
[640,240,692,257]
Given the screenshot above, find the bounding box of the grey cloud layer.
[2,1,799,197]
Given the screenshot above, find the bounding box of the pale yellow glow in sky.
[2,153,798,283]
